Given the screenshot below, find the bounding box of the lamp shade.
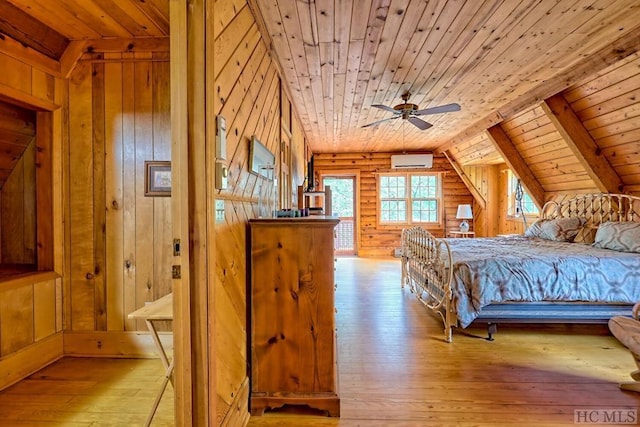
[456,204,473,219]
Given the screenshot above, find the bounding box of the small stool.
[608,302,640,392]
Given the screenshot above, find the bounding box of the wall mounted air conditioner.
[391,153,433,169]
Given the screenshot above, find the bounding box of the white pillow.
[593,222,640,253]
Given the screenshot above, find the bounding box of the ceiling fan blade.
[361,115,400,128]
[407,116,433,130]
[371,104,401,114]
[413,103,461,116]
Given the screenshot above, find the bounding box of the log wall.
[314,152,472,256]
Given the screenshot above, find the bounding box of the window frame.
[376,171,443,228]
[506,170,539,220]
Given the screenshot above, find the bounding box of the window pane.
[381,200,406,222]
[380,176,390,198]
[508,171,539,215]
[411,175,437,198]
[381,176,406,198]
[412,200,437,222]
[522,194,537,214]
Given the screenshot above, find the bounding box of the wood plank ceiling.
[0,0,169,75]
[1,0,169,45]
[2,0,639,161]
[252,0,640,154]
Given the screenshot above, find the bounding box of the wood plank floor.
[0,257,639,426]
[0,357,174,426]
[248,257,640,426]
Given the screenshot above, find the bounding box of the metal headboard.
[542,193,640,227]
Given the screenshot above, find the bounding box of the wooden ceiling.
[0,0,169,77]
[2,0,639,159]
[0,0,169,48]
[253,0,640,154]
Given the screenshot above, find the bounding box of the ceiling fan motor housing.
[394,102,418,119]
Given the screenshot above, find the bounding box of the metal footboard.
[401,227,455,342]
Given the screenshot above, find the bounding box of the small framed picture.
[145,161,171,196]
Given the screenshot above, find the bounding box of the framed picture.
[249,135,276,179]
[145,161,171,196]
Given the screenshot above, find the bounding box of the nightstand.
[449,231,475,238]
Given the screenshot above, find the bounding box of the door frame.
[170,1,193,424]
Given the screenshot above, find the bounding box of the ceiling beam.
[485,125,545,209]
[443,150,486,210]
[0,0,68,59]
[439,22,640,154]
[59,41,87,79]
[0,32,62,77]
[83,37,170,53]
[540,94,623,194]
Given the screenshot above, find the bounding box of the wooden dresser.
[248,216,340,417]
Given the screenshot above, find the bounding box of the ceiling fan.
[362,93,461,130]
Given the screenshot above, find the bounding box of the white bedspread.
[448,236,640,327]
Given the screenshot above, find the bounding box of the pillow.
[592,222,640,253]
[524,217,584,242]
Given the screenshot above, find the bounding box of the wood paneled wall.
[1,140,36,265]
[65,52,172,334]
[212,1,306,422]
[0,101,37,186]
[0,50,63,391]
[314,152,473,256]
[461,164,500,237]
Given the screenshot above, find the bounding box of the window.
[507,170,538,217]
[378,173,442,225]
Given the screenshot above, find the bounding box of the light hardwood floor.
[1,257,639,426]
[248,257,640,426]
[0,357,174,426]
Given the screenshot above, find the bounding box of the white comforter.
[448,236,640,327]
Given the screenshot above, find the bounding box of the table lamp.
[456,204,473,233]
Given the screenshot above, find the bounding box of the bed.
[401,193,640,342]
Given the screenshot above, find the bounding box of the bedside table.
[449,231,475,238]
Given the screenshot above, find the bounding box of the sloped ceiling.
[0,0,169,43]
[252,0,640,154]
[0,0,169,77]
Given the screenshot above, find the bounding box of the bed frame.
[401,193,640,342]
